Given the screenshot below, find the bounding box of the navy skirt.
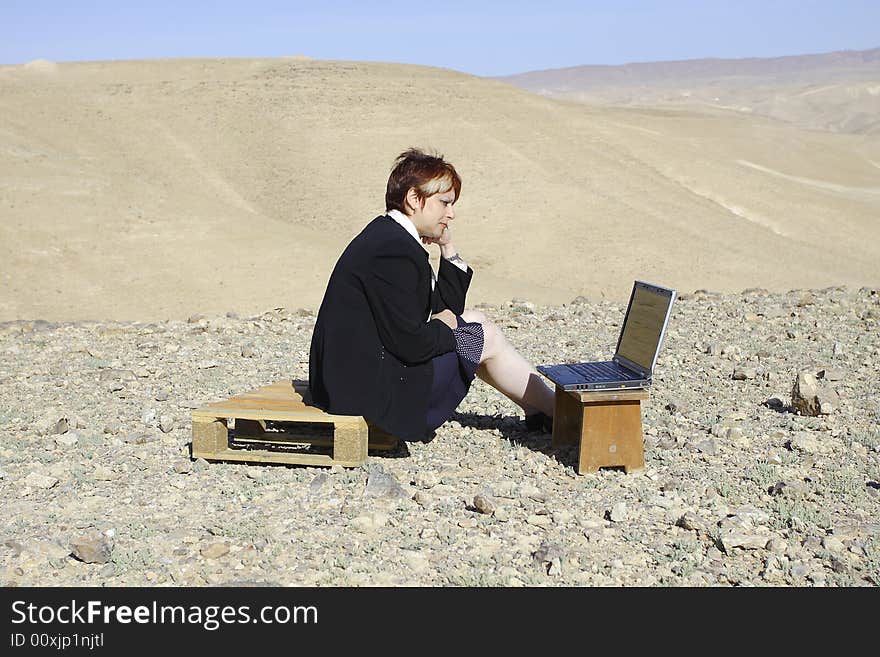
[425,315,484,434]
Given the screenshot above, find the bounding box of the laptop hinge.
[613,355,650,378]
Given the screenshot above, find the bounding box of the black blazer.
[309,215,473,440]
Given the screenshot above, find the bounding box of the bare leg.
[461,310,555,417]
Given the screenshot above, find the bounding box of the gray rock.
[765,393,788,410]
[533,541,565,576]
[309,472,328,495]
[791,371,841,416]
[70,533,113,564]
[103,420,122,434]
[607,502,628,523]
[676,511,711,532]
[23,473,58,489]
[720,532,770,552]
[796,292,816,307]
[159,415,175,433]
[732,367,757,380]
[472,494,495,515]
[173,459,193,475]
[362,467,409,500]
[200,542,230,559]
[768,479,809,498]
[694,439,718,455]
[818,367,844,381]
[55,432,78,447]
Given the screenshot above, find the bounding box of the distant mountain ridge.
[498,46,880,87]
[497,46,880,134]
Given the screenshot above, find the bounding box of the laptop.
[537,280,676,391]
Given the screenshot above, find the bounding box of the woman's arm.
[361,243,457,364]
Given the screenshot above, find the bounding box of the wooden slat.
[219,397,311,409]
[192,449,355,467]
[569,389,649,403]
[192,405,363,424]
[190,378,392,467]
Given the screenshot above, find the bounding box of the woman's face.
[409,187,456,240]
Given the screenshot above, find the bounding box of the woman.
[309,148,554,442]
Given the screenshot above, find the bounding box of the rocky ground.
[1,286,878,587]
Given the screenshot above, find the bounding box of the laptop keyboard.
[569,361,640,380]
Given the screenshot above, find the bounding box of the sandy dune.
[1,57,878,321]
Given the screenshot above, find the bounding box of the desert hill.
[498,47,880,134]
[1,56,878,321]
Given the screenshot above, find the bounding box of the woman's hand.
[431,309,457,330]
[421,225,452,247]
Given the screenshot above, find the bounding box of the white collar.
[386,209,422,246]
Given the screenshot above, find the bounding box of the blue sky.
[2,1,878,76]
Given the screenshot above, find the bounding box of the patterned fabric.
[452,319,484,368]
[424,315,485,437]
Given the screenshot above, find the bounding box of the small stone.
[796,292,816,307]
[791,371,841,416]
[173,459,193,475]
[412,490,432,507]
[154,390,169,402]
[526,514,553,527]
[309,472,328,495]
[159,415,175,433]
[70,533,113,564]
[818,368,844,381]
[720,532,770,552]
[23,472,58,489]
[664,398,691,415]
[765,393,788,410]
[732,367,757,380]
[103,420,122,435]
[788,432,822,454]
[676,511,710,532]
[55,432,78,447]
[607,502,628,523]
[472,494,495,515]
[766,538,788,554]
[363,467,409,499]
[240,344,257,358]
[768,480,808,498]
[532,541,565,576]
[694,439,718,455]
[200,543,230,559]
[821,536,845,553]
[93,466,116,481]
[413,471,441,489]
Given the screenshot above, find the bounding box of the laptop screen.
[614,282,676,375]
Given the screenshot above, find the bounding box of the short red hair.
[385,147,462,215]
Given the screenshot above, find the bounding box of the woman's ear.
[405,188,420,214]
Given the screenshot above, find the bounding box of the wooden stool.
[551,386,649,474]
[191,379,399,468]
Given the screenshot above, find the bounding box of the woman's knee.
[478,319,506,360]
[460,309,487,324]
[459,309,504,360]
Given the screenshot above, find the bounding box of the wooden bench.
[191,379,398,467]
[550,386,649,474]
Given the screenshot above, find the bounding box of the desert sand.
[1,55,878,321]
